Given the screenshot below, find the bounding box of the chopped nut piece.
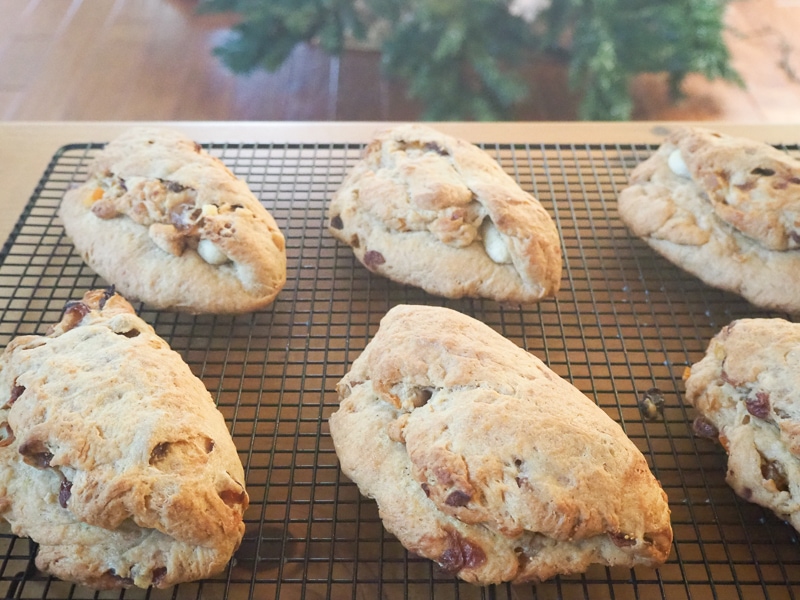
[148,223,186,256]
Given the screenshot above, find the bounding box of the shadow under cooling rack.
[0,139,798,600]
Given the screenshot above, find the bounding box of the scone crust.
[329,305,672,585]
[328,124,562,303]
[59,127,287,314]
[617,126,800,313]
[0,289,248,589]
[685,318,800,530]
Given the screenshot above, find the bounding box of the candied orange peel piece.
[83,186,105,206]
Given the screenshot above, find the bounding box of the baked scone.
[0,288,248,589]
[329,305,672,585]
[617,126,800,313]
[60,127,286,314]
[327,124,562,303]
[685,318,800,531]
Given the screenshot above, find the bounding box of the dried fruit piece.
[424,141,449,156]
[0,422,14,447]
[19,439,53,469]
[438,530,487,573]
[692,416,719,439]
[363,250,386,270]
[149,442,169,464]
[5,383,25,408]
[751,167,776,176]
[59,480,72,508]
[745,391,770,419]
[151,567,167,586]
[609,531,637,548]
[445,490,471,507]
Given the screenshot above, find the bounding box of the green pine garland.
[197,0,741,120]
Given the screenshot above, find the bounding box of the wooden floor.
[1,0,799,122]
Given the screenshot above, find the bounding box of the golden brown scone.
[618,126,800,312]
[59,127,286,314]
[685,318,800,531]
[329,305,672,585]
[327,124,562,303]
[0,288,248,589]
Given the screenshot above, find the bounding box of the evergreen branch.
[197,0,743,120]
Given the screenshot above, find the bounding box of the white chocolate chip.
[668,149,691,179]
[482,221,512,264]
[197,239,230,265]
[201,204,219,217]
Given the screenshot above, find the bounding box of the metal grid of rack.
[0,138,798,599]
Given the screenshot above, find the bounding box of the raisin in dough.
[0,289,248,589]
[327,124,562,303]
[329,305,672,585]
[685,318,800,531]
[59,127,286,314]
[618,126,800,313]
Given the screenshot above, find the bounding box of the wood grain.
[0,0,798,121]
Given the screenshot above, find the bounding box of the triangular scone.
[0,289,248,589]
[618,126,800,312]
[329,305,672,585]
[685,318,800,531]
[327,124,562,303]
[60,127,286,314]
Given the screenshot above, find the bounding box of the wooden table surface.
[3,120,800,246]
[3,0,800,123]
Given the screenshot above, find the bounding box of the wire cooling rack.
[0,138,798,600]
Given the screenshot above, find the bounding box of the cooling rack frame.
[0,138,798,600]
